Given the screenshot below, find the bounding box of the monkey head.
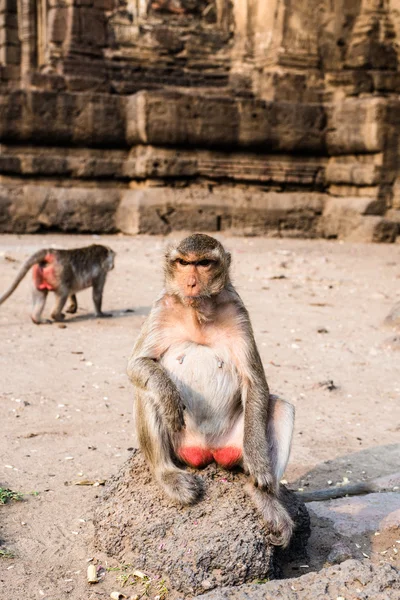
[165,234,231,304]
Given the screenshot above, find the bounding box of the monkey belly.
[161,342,243,468]
[32,254,58,291]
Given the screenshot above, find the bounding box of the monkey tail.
[0,249,49,305]
[297,481,378,503]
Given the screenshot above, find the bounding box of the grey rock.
[93,451,310,597]
[308,492,400,537]
[196,559,400,600]
[326,541,354,565]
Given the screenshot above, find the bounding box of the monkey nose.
[187,277,197,288]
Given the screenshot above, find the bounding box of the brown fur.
[0,244,115,324]
[128,234,295,547]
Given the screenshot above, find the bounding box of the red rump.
[213,447,242,468]
[178,447,213,468]
[178,446,242,469]
[33,253,58,291]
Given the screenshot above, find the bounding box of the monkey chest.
[160,342,240,419]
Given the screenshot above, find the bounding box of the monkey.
[127,233,295,547]
[0,244,115,324]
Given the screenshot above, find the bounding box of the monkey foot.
[178,446,242,469]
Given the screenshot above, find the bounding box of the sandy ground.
[0,233,399,599]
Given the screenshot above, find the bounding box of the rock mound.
[197,559,400,600]
[93,451,310,597]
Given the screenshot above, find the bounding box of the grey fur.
[0,244,115,324]
[127,234,295,546]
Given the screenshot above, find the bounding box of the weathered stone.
[116,186,327,236]
[326,541,354,565]
[93,451,310,597]
[125,91,326,151]
[318,197,387,240]
[326,155,383,187]
[346,216,399,243]
[308,492,400,538]
[196,559,400,600]
[0,91,125,145]
[48,7,68,44]
[1,0,400,239]
[326,98,386,155]
[0,185,120,233]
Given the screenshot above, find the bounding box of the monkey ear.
[226,252,231,267]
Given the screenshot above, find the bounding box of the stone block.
[0,91,125,146]
[386,209,400,224]
[328,184,379,198]
[308,492,400,537]
[93,0,114,8]
[0,43,20,64]
[122,146,326,185]
[125,91,326,152]
[0,184,120,233]
[326,98,386,155]
[0,26,19,46]
[238,99,326,152]
[78,8,107,48]
[346,216,398,243]
[318,196,388,240]
[391,177,400,209]
[0,12,17,28]
[326,155,383,186]
[116,186,327,236]
[48,7,68,44]
[198,559,400,600]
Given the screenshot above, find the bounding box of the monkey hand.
[245,461,277,494]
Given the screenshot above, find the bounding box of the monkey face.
[165,236,231,303]
[172,254,218,301]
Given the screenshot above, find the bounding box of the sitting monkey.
[128,233,295,547]
[0,244,115,324]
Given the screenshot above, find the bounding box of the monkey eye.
[177,258,189,266]
[196,259,213,267]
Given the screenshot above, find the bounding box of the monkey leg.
[31,286,50,324]
[66,294,78,314]
[92,276,112,318]
[246,396,295,547]
[50,292,68,321]
[135,391,204,505]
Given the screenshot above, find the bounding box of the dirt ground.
[0,233,399,600]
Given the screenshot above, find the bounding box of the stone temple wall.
[1,0,400,240]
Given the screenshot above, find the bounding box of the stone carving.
[1,0,400,240]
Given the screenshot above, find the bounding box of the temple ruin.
[1,0,400,240]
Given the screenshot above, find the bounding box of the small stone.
[327,541,354,565]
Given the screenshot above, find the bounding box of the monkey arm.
[241,332,275,492]
[127,313,185,433]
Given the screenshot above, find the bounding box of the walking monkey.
[0,244,115,324]
[128,233,295,547]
